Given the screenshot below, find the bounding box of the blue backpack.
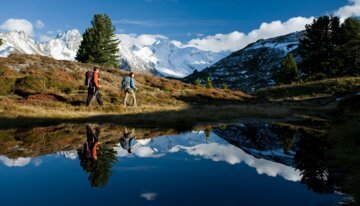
[121,76,131,90]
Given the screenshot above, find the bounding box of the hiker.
[120,127,136,153]
[121,72,137,107]
[80,125,101,160]
[86,67,104,107]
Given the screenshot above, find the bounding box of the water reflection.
[119,127,136,154]
[78,125,117,187]
[0,156,31,167]
[294,130,337,194]
[0,121,354,205]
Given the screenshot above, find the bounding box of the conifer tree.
[76,14,119,67]
[0,38,3,47]
[195,78,202,86]
[206,77,213,89]
[278,53,299,84]
[336,17,360,76]
[298,16,342,78]
[221,83,228,90]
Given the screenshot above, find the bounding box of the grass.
[255,77,360,101]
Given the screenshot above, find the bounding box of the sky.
[0,0,359,52]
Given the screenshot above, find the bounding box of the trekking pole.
[89,89,99,106]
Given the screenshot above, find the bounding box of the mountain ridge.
[183,31,304,93]
[0,29,228,77]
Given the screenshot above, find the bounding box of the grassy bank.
[254,77,360,102]
[0,104,296,129]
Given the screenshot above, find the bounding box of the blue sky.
[1,0,359,52]
[0,0,349,39]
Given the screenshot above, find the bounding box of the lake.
[0,121,353,206]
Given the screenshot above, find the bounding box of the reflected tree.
[294,130,338,194]
[204,128,212,141]
[278,125,297,153]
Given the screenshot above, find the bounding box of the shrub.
[221,83,228,90]
[62,87,73,95]
[162,87,171,93]
[0,77,16,95]
[195,78,202,87]
[46,77,77,94]
[206,77,213,89]
[14,76,46,96]
[305,73,328,81]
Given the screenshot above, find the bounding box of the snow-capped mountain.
[117,36,229,77]
[0,29,227,77]
[38,29,82,61]
[0,29,82,61]
[0,31,44,56]
[117,43,159,75]
[183,31,304,93]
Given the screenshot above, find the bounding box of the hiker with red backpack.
[85,67,104,107]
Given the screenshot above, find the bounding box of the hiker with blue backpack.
[121,72,137,107]
[85,67,104,107]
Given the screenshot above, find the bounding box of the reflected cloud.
[57,150,78,160]
[32,158,42,167]
[170,143,302,182]
[140,192,158,201]
[115,143,165,158]
[0,155,32,167]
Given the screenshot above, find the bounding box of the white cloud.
[114,19,160,27]
[140,192,157,201]
[186,16,314,52]
[0,18,34,36]
[335,0,360,21]
[115,33,168,48]
[35,20,45,29]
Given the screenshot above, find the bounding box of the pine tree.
[204,128,211,141]
[195,78,202,86]
[298,16,342,78]
[206,77,213,89]
[76,14,119,67]
[336,17,360,76]
[278,53,299,84]
[221,83,228,90]
[0,38,3,46]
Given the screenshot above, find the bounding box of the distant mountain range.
[183,31,304,93]
[0,29,228,77]
[0,29,306,92]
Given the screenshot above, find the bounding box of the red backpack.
[84,71,93,88]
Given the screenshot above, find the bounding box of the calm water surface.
[0,122,346,206]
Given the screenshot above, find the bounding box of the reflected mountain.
[114,129,302,182]
[212,122,339,195]
[213,123,298,166]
